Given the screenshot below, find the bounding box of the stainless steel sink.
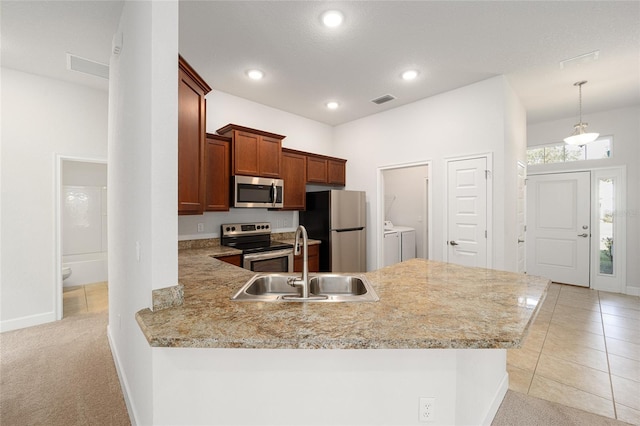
[231,273,379,302]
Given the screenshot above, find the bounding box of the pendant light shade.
[564,81,599,146]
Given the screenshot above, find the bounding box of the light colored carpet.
[1,312,632,425]
[0,312,129,425]
[492,390,631,426]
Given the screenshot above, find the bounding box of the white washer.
[391,226,416,261]
[383,229,400,267]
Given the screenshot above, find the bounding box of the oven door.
[242,249,293,272]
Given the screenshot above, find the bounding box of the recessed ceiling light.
[246,69,264,80]
[321,10,344,28]
[402,70,419,81]
[326,101,339,110]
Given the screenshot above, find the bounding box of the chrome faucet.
[288,225,310,298]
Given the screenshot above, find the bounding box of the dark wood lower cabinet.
[294,244,320,272]
[217,254,242,267]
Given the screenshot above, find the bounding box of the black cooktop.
[220,222,292,254]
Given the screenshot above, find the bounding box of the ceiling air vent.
[371,94,396,105]
[66,53,109,79]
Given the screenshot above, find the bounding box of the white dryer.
[383,229,400,267]
[391,226,416,261]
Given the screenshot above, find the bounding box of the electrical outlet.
[197,223,204,233]
[419,397,435,422]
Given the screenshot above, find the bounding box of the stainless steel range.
[220,222,294,272]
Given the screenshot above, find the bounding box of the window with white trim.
[527,136,612,165]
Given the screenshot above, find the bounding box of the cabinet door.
[205,137,230,211]
[233,131,260,176]
[327,159,346,186]
[178,68,206,215]
[218,254,242,267]
[281,150,306,210]
[306,156,328,183]
[259,136,282,178]
[294,244,320,272]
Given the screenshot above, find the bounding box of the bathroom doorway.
[55,156,108,320]
[378,161,431,269]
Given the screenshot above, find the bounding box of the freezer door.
[330,228,366,272]
[330,190,366,230]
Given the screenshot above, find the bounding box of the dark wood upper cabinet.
[178,55,211,215]
[305,152,346,186]
[327,158,347,186]
[216,124,285,178]
[306,155,328,183]
[281,149,307,211]
[205,133,231,212]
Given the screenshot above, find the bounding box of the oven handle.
[242,248,293,261]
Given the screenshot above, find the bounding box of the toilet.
[62,266,72,281]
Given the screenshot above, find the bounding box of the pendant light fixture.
[564,80,599,145]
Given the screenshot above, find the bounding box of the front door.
[526,172,591,287]
[446,157,488,268]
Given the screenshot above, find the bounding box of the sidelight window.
[598,178,615,275]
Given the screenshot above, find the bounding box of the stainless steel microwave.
[233,175,284,208]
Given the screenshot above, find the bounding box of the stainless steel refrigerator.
[299,190,366,272]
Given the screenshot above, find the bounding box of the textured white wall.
[0,68,107,331]
[528,106,640,293]
[152,348,507,425]
[333,76,524,271]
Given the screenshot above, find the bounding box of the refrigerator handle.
[334,227,365,232]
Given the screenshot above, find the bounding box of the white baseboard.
[107,326,139,426]
[482,372,509,426]
[626,286,640,296]
[0,311,56,332]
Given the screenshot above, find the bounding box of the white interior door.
[447,157,487,268]
[526,172,591,287]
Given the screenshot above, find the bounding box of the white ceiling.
[3,1,639,127]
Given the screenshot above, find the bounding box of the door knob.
[578,233,589,238]
[449,240,459,246]
[518,239,525,243]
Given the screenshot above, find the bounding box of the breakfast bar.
[136,253,549,425]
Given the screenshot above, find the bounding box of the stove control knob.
[265,224,270,229]
[225,227,230,232]
[231,226,236,232]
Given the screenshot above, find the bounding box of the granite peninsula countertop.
[136,248,550,349]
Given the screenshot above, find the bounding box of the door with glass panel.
[526,172,590,287]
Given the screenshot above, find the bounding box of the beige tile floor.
[508,283,640,425]
[63,281,639,423]
[63,281,109,317]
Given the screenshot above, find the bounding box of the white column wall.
[0,69,107,331]
[106,1,178,424]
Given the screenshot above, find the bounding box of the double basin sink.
[231,273,379,303]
